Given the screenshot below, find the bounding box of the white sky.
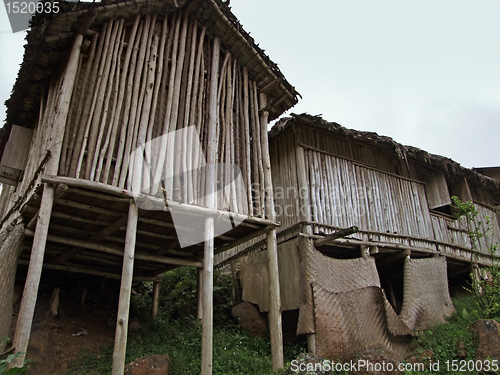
[1,0,499,168]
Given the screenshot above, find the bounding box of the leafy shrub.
[158,267,234,325]
[0,338,30,375]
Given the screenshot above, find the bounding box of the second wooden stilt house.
[0,0,299,373]
[218,113,500,361]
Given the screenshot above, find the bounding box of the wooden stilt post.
[152,276,161,319]
[197,268,203,320]
[259,93,284,369]
[201,36,220,375]
[293,124,316,353]
[307,334,317,353]
[10,184,55,368]
[10,33,83,370]
[112,200,138,375]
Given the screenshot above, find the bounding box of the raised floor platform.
[18,175,278,281]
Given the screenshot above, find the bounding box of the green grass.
[404,293,500,375]
[66,268,305,374]
[67,317,302,375]
[67,266,500,375]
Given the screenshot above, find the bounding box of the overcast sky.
[1,0,499,168]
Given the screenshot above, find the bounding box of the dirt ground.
[8,272,120,375]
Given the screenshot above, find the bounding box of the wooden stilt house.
[0,1,299,373]
[219,113,500,361]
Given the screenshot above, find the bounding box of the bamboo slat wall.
[269,127,500,259]
[56,12,270,218]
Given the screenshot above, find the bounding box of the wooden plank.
[314,226,359,247]
[0,125,33,170]
[425,172,451,209]
[23,229,203,268]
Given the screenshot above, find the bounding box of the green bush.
[158,267,234,325]
[0,338,30,375]
[68,266,303,374]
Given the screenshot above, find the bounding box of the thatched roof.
[271,113,500,202]
[1,0,299,159]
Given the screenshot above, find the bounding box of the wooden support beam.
[66,187,131,202]
[16,259,157,282]
[53,216,128,263]
[51,211,112,226]
[24,230,203,268]
[26,184,69,230]
[41,175,279,228]
[192,224,276,257]
[152,276,161,319]
[56,198,124,217]
[314,226,359,248]
[112,201,138,375]
[260,92,283,370]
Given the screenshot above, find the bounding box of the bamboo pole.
[112,201,138,375]
[294,126,312,231]
[10,34,83,369]
[75,21,112,178]
[144,16,169,193]
[65,32,98,175]
[184,21,198,204]
[242,67,253,216]
[195,42,207,206]
[253,82,265,216]
[129,15,156,190]
[132,31,159,195]
[201,36,220,375]
[96,18,128,182]
[112,19,144,186]
[90,19,124,181]
[152,12,182,199]
[118,15,152,189]
[166,11,189,199]
[68,29,102,178]
[259,93,284,370]
[190,26,206,205]
[85,19,116,179]
[59,53,83,175]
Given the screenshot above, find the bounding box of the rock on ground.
[124,354,170,375]
[231,301,268,337]
[471,319,500,361]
